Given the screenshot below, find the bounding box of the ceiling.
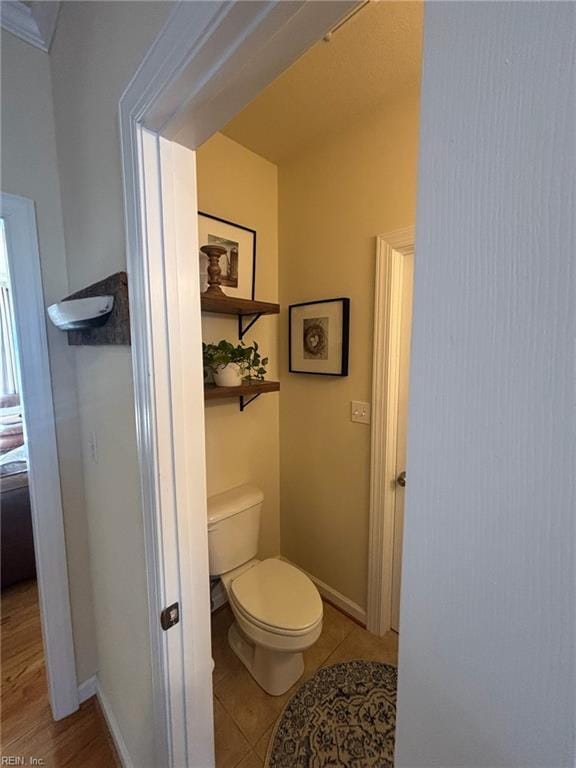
[221,1,423,165]
[0,1,60,52]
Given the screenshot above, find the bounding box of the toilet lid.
[230,559,322,632]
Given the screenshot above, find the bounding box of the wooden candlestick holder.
[201,245,228,297]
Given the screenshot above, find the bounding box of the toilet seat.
[230,591,323,638]
[230,558,322,635]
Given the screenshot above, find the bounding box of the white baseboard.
[279,557,366,625]
[77,675,133,767]
[96,680,134,768]
[78,675,97,704]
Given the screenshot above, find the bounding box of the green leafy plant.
[202,340,268,381]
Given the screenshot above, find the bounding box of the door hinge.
[160,602,180,631]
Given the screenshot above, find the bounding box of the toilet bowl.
[221,558,323,695]
[207,485,323,695]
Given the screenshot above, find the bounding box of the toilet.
[208,484,323,696]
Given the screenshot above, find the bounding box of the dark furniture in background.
[1,470,36,588]
[0,394,35,589]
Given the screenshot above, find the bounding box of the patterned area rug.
[266,661,397,767]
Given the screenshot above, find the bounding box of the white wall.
[0,28,97,684]
[395,3,575,767]
[49,3,171,764]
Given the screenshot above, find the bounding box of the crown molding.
[1,1,60,53]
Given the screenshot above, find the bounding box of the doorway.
[367,228,415,636]
[188,0,421,755]
[120,2,419,764]
[0,193,78,725]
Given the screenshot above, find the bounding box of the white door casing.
[367,227,415,636]
[119,2,359,764]
[391,249,414,631]
[137,128,215,767]
[0,192,79,719]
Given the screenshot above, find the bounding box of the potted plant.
[203,340,268,387]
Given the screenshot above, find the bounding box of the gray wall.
[49,3,171,764]
[1,28,97,684]
[395,3,575,766]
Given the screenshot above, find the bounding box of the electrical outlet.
[351,401,371,424]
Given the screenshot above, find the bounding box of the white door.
[391,252,414,632]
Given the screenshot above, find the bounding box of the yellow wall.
[196,133,280,558]
[278,90,420,608]
[1,29,97,682]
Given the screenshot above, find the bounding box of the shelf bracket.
[238,313,262,340]
[239,393,261,412]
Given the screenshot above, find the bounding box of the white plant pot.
[213,364,244,387]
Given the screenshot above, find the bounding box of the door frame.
[0,192,79,719]
[118,2,359,764]
[366,226,415,636]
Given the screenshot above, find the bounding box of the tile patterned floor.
[212,600,398,768]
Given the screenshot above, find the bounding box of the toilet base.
[228,622,304,696]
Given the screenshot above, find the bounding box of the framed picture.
[289,298,350,376]
[198,212,256,300]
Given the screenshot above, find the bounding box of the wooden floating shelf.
[201,297,280,408]
[205,380,279,411]
[204,380,280,401]
[201,295,279,317]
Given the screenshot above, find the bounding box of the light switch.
[351,401,371,424]
[88,431,99,463]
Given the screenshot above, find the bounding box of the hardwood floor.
[1,580,119,766]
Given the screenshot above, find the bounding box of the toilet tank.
[207,484,263,576]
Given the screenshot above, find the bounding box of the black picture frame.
[198,211,257,300]
[289,298,350,376]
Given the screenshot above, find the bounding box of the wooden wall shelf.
[201,295,279,317]
[204,380,280,411]
[201,295,280,408]
[201,295,279,339]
